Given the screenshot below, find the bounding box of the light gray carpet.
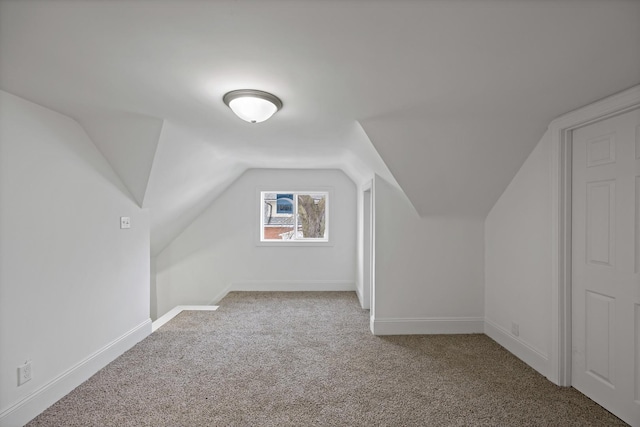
[28,292,626,426]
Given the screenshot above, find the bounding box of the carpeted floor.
[28,292,626,426]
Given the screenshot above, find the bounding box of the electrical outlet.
[120,216,131,229]
[511,322,519,337]
[18,361,32,386]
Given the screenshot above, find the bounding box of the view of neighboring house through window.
[261,191,328,241]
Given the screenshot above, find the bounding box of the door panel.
[572,107,640,426]
[587,132,616,167]
[636,125,640,159]
[636,176,640,275]
[585,290,615,387]
[586,180,615,266]
[636,304,640,403]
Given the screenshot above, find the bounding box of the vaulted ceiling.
[1,0,638,254]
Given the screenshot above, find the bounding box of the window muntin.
[261,191,328,242]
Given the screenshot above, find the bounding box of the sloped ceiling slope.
[359,1,640,216]
[78,110,163,207]
[1,0,638,253]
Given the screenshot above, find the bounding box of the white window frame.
[257,189,331,246]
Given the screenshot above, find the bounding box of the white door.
[572,107,640,426]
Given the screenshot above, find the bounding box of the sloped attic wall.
[484,86,640,383]
[155,168,357,319]
[0,91,151,425]
[484,129,552,376]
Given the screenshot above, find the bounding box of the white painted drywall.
[155,169,357,318]
[372,175,484,331]
[484,129,552,375]
[0,91,150,422]
[78,110,163,207]
[150,256,158,321]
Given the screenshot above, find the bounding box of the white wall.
[155,169,357,318]
[150,256,158,321]
[371,175,485,334]
[0,91,151,426]
[484,129,552,376]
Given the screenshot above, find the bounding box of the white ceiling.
[1,0,638,254]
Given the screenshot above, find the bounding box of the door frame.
[550,85,640,386]
[362,182,373,311]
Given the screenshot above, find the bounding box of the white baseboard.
[355,283,364,308]
[208,284,233,305]
[484,319,549,377]
[0,319,151,427]
[371,316,484,335]
[152,305,218,332]
[230,280,356,292]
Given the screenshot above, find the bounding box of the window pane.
[263,193,295,240]
[261,191,328,242]
[297,193,326,239]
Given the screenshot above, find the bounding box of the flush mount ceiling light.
[223,89,283,124]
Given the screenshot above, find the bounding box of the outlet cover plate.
[18,361,32,386]
[511,322,519,337]
[120,217,131,229]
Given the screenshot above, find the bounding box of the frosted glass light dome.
[223,89,283,123]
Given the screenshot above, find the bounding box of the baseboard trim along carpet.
[355,284,364,308]
[152,306,219,332]
[371,316,485,335]
[484,319,549,378]
[209,280,356,304]
[0,319,151,427]
[231,280,355,292]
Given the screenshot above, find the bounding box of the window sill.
[256,240,333,247]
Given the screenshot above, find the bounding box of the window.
[261,191,329,242]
